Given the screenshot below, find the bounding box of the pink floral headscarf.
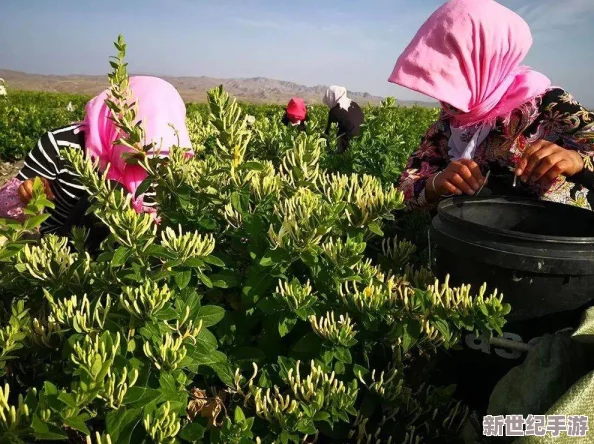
[388,0,551,128]
[82,76,192,210]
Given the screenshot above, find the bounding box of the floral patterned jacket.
[398,88,594,210]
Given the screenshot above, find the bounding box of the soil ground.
[0,161,23,186]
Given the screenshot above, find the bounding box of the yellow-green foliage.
[0,36,508,444]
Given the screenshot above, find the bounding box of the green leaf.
[158,373,187,404]
[314,411,331,422]
[106,408,143,444]
[31,414,68,440]
[123,387,161,409]
[368,222,384,237]
[234,406,247,423]
[334,347,352,364]
[240,161,265,172]
[194,328,218,352]
[242,267,276,307]
[191,347,234,386]
[43,381,58,396]
[154,307,178,321]
[259,256,274,268]
[296,418,317,435]
[24,214,50,230]
[197,306,226,327]
[402,320,422,353]
[278,316,297,338]
[257,297,284,315]
[143,244,176,259]
[230,192,243,213]
[211,361,235,387]
[112,246,131,267]
[197,216,218,231]
[57,392,78,409]
[185,257,205,268]
[198,273,213,288]
[432,318,451,342]
[277,356,296,380]
[135,178,154,197]
[139,323,162,341]
[352,364,369,379]
[259,248,290,267]
[179,421,207,442]
[174,270,192,289]
[204,255,225,267]
[64,414,91,436]
[211,270,239,289]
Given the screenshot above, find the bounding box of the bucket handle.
[489,337,532,353]
[488,327,574,354]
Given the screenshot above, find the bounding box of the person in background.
[282,97,308,131]
[0,76,193,248]
[323,86,364,153]
[390,0,594,211]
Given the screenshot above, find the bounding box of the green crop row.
[0,90,438,187]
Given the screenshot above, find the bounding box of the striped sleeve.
[18,131,62,181]
[138,183,158,208]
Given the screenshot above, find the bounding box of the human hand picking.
[515,140,584,184]
[427,159,485,201]
[18,177,54,204]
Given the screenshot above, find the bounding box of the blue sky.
[1,0,594,106]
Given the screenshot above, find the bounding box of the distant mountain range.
[0,69,437,107]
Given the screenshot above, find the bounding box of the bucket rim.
[437,196,594,245]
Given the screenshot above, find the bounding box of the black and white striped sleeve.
[18,131,62,181]
[138,183,158,208]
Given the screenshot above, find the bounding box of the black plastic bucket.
[431,196,594,411]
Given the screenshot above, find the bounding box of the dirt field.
[0,161,24,186]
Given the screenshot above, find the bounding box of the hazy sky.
[1,0,593,106]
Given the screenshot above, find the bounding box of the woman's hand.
[426,159,485,202]
[18,177,54,204]
[515,140,584,184]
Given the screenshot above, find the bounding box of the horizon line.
[0,67,440,104]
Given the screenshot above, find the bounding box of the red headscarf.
[286,97,307,123]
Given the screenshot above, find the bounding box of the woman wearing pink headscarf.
[391,0,594,210]
[0,76,192,245]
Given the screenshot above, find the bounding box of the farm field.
[0,90,439,187]
[0,40,513,444]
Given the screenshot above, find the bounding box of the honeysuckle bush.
[0,91,88,161]
[0,37,510,444]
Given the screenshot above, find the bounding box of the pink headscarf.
[388,0,551,128]
[82,76,192,207]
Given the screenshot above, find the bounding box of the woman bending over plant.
[281,97,308,131]
[323,86,364,153]
[0,76,193,243]
[391,0,594,211]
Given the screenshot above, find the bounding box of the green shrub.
[0,37,509,443]
[0,91,88,161]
